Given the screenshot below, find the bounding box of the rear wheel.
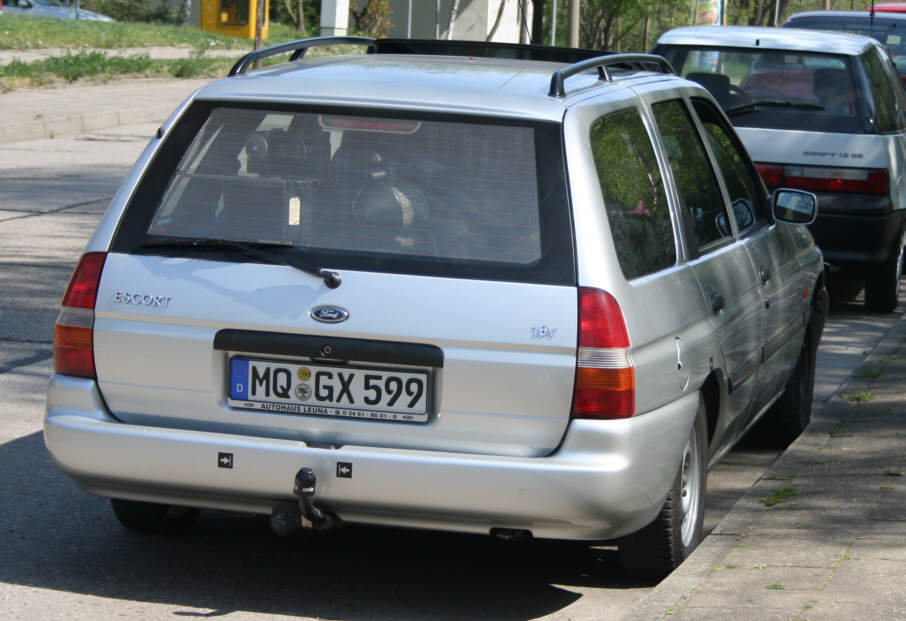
[827,276,862,303]
[110,499,200,533]
[754,341,814,448]
[618,400,707,580]
[865,244,903,313]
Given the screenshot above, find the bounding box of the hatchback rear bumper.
[809,203,905,274]
[44,374,699,541]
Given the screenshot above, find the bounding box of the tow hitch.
[270,467,341,535]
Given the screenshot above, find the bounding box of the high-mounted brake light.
[53,252,107,379]
[756,162,889,195]
[571,287,635,419]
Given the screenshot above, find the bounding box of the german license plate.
[228,358,429,423]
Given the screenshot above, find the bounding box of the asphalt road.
[0,126,899,620]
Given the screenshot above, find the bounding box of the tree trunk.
[254,0,265,57]
[643,13,650,51]
[298,0,304,34]
[181,0,191,25]
[532,0,545,45]
[487,0,506,41]
[568,0,580,47]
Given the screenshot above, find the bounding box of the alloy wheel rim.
[679,426,701,548]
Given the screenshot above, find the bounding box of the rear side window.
[652,99,730,253]
[862,48,903,132]
[590,107,675,279]
[112,103,575,285]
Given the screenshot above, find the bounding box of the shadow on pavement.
[0,432,653,620]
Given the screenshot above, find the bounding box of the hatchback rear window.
[112,103,574,285]
[655,46,867,133]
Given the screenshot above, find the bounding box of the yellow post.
[200,0,269,40]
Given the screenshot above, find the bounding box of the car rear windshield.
[655,46,867,133]
[111,102,574,285]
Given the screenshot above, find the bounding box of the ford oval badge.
[310,305,349,323]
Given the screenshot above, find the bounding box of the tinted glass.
[590,108,675,279]
[652,99,730,252]
[692,98,768,235]
[655,46,866,133]
[113,104,575,285]
[862,48,902,132]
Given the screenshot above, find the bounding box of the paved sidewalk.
[631,310,906,620]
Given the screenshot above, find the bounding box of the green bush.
[78,0,180,24]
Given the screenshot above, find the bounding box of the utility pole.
[568,0,579,47]
[254,0,264,51]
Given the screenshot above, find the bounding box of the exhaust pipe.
[490,528,533,542]
[269,467,341,536]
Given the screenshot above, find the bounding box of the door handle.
[711,292,725,314]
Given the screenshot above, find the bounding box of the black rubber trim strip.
[727,354,758,396]
[763,314,806,363]
[213,329,444,368]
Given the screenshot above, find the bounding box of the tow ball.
[270,467,340,535]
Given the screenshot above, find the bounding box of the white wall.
[386,0,530,43]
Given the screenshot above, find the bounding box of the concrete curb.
[0,103,176,143]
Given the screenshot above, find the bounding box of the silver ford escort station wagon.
[45,37,827,579]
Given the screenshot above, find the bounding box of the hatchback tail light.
[755,162,889,195]
[53,252,107,378]
[571,287,635,419]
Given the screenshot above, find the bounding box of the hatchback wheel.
[110,499,200,533]
[618,399,707,580]
[865,243,903,313]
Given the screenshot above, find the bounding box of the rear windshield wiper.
[137,236,342,289]
[726,100,826,116]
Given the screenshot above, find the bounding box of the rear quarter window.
[861,47,905,132]
[590,107,676,279]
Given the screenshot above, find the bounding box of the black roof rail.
[548,53,675,97]
[228,37,674,98]
[229,36,376,76]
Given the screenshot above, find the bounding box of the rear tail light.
[756,162,889,195]
[53,252,107,378]
[755,163,783,190]
[571,287,635,419]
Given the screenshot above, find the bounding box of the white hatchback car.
[45,37,826,580]
[654,27,906,311]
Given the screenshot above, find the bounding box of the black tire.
[618,400,708,581]
[755,342,815,448]
[110,498,200,533]
[864,244,903,313]
[827,276,862,303]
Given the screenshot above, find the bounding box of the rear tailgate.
[93,257,577,457]
[96,102,578,458]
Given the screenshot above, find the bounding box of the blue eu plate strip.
[229,359,250,400]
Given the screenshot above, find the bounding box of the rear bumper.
[44,374,699,541]
[808,199,905,275]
